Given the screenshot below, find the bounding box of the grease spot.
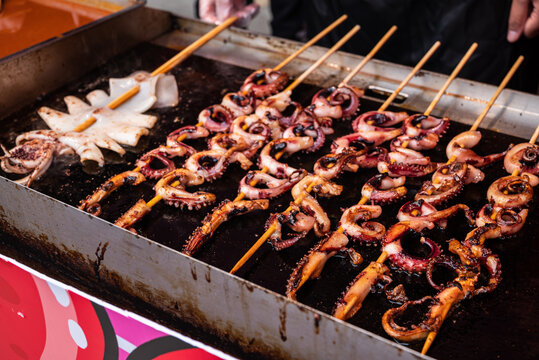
[94,241,108,280]
[279,304,287,342]
[190,265,197,280]
[314,313,321,335]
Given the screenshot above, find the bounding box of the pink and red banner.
[0,257,226,360]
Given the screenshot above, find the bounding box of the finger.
[234,3,260,27]
[216,0,236,22]
[524,2,539,38]
[233,0,248,8]
[199,0,219,23]
[507,0,530,42]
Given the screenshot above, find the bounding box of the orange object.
[0,0,115,59]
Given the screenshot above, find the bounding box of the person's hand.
[507,0,539,42]
[199,0,259,27]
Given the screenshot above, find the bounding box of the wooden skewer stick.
[470,55,524,132]
[423,43,478,116]
[443,55,525,165]
[73,17,239,133]
[152,19,237,76]
[274,15,348,71]
[284,25,361,92]
[529,123,539,144]
[339,25,397,87]
[378,41,441,112]
[230,39,439,275]
[146,26,360,210]
[398,42,477,149]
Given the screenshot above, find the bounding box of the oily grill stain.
[0,42,537,359]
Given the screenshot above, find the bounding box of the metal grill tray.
[1,12,538,360]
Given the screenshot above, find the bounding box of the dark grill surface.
[1,42,537,359]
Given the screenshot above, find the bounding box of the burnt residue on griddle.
[0,42,537,359]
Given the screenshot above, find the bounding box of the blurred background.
[147,0,272,34]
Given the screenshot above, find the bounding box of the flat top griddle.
[0,42,537,359]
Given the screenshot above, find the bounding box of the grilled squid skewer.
[446,130,510,167]
[309,85,364,120]
[382,269,477,342]
[183,199,269,256]
[79,171,146,216]
[286,232,362,300]
[397,200,474,228]
[154,168,216,210]
[352,110,408,133]
[504,143,539,175]
[334,262,391,321]
[1,139,60,187]
[240,68,289,99]
[381,220,441,273]
[286,205,383,299]
[487,175,535,208]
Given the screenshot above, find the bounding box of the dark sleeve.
[270,0,306,41]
